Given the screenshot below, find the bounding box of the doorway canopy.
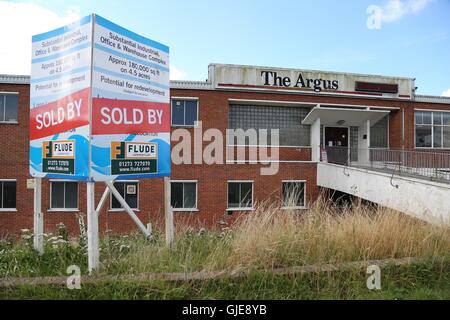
[302,105,390,126]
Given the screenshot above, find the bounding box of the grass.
[1,258,449,299]
[0,196,449,299]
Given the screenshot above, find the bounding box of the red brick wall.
[1,84,450,237]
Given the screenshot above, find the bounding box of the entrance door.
[324,127,349,165]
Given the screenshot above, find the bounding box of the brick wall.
[1,84,450,236]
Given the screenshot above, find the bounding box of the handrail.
[321,146,450,184]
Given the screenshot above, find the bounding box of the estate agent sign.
[30,14,170,181]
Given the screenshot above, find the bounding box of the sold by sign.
[92,98,170,135]
[30,14,170,181]
[30,88,90,140]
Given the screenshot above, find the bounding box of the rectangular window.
[0,180,16,210]
[0,94,19,123]
[171,181,197,210]
[282,181,306,208]
[50,181,78,210]
[227,181,253,209]
[415,110,450,148]
[228,105,311,146]
[171,99,198,126]
[110,181,138,210]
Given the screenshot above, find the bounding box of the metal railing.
[321,146,450,184]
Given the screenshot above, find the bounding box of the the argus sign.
[30,14,170,181]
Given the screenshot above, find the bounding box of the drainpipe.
[402,108,405,150]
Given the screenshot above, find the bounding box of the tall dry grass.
[106,195,450,274]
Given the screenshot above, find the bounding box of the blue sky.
[1,0,449,96]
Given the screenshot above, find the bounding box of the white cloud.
[442,89,450,97]
[380,0,431,22]
[0,1,80,75]
[170,65,188,80]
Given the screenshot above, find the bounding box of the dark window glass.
[433,126,442,148]
[433,112,442,125]
[422,111,432,125]
[64,182,78,209]
[228,105,311,146]
[415,112,422,125]
[51,182,65,209]
[282,182,305,208]
[4,95,18,122]
[228,182,252,209]
[171,100,185,125]
[443,127,450,148]
[185,101,198,126]
[415,125,432,148]
[171,100,198,126]
[171,182,196,209]
[171,183,184,208]
[443,113,450,126]
[51,182,77,209]
[111,182,138,209]
[240,183,252,208]
[1,181,16,209]
[228,183,240,208]
[183,183,196,208]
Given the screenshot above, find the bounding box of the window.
[50,181,78,210]
[171,99,198,126]
[370,115,388,148]
[227,181,253,209]
[171,181,197,210]
[415,110,450,148]
[0,180,16,210]
[282,181,306,208]
[0,94,19,123]
[228,105,311,146]
[110,181,138,210]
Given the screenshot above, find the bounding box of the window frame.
[109,180,140,212]
[170,97,199,128]
[170,180,198,212]
[226,180,254,211]
[0,92,19,124]
[49,180,79,212]
[414,109,450,149]
[281,180,307,210]
[0,179,17,212]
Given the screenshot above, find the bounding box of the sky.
[0,0,449,96]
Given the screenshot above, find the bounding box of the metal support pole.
[96,187,111,216]
[33,178,44,254]
[164,177,173,248]
[87,181,99,273]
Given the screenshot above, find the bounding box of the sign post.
[164,176,173,248]
[30,14,170,272]
[33,178,43,254]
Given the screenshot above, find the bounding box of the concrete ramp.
[317,162,450,226]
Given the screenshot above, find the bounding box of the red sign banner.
[30,88,91,140]
[92,97,170,135]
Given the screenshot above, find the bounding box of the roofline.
[209,63,415,81]
[2,73,449,104]
[0,74,30,84]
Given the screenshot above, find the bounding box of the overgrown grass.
[1,257,449,299]
[1,197,449,279]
